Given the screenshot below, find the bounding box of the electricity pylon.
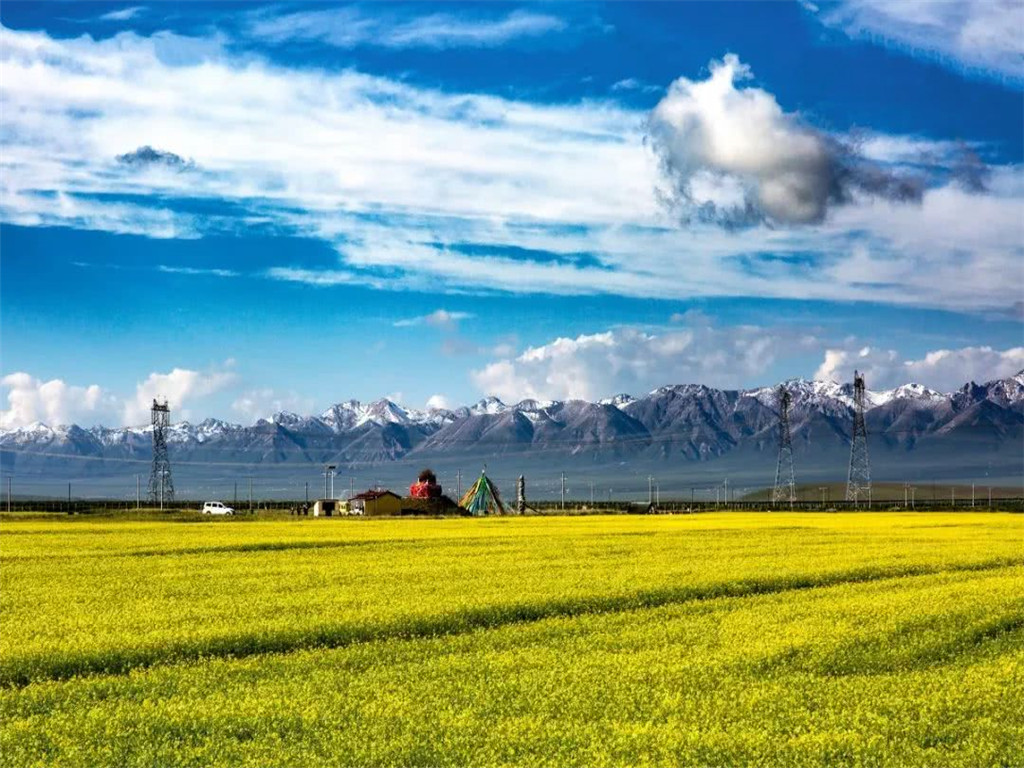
[846,370,871,506]
[148,399,175,507]
[772,384,796,506]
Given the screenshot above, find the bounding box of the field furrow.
[1,512,1022,766]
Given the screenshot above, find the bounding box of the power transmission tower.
[147,399,174,506]
[846,370,871,506]
[516,475,526,515]
[772,384,796,506]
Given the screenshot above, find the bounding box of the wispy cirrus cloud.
[807,0,1024,84]
[611,77,663,94]
[0,27,1020,314]
[98,6,146,22]
[157,265,239,278]
[393,310,475,328]
[246,7,568,49]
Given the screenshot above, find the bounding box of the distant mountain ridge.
[3,373,1022,480]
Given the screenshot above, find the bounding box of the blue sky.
[1,1,1022,428]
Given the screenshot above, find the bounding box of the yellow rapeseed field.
[1,512,1021,766]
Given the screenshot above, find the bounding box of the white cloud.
[393,310,475,328]
[124,367,237,425]
[247,8,567,49]
[0,27,1020,313]
[157,265,239,277]
[611,77,662,94]
[814,344,1024,391]
[471,324,786,402]
[811,0,1024,83]
[425,394,451,410]
[648,54,921,226]
[231,389,315,423]
[0,373,119,429]
[98,6,146,22]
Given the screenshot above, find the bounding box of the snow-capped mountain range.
[2,373,1022,478]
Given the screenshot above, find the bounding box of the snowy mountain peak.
[515,398,556,412]
[362,398,411,427]
[262,411,304,427]
[880,383,946,404]
[600,394,635,408]
[471,396,508,416]
[3,421,57,442]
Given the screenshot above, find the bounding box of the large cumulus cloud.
[1,366,238,429]
[647,54,922,226]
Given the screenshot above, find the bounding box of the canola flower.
[0,512,1021,766]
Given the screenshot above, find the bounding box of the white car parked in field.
[201,501,235,516]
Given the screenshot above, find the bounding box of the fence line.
[6,497,1023,514]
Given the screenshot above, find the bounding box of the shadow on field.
[754,611,1024,676]
[3,556,1021,689]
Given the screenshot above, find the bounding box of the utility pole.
[656,484,660,506]
[136,475,140,509]
[590,482,594,506]
[457,469,462,499]
[349,477,354,499]
[971,483,975,508]
[648,475,653,505]
[904,482,908,508]
[724,478,728,506]
[249,477,253,512]
[560,472,566,509]
[988,486,992,509]
[691,487,695,505]
[951,487,955,507]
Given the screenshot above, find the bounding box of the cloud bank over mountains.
[0,367,237,430]
[5,334,1021,429]
[816,345,1024,392]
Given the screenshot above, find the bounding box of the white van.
[201,501,235,516]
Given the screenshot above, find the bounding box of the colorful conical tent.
[459,470,505,516]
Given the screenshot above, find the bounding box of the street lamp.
[324,465,337,499]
